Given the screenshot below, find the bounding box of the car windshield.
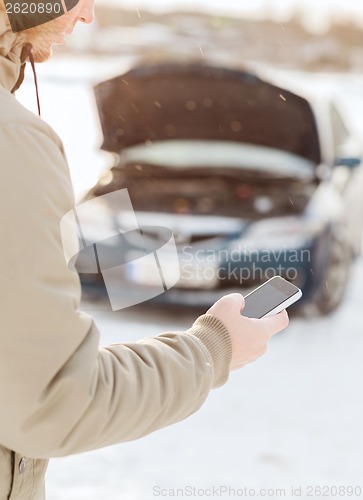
[122,140,316,180]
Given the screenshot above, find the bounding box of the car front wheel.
[313,228,353,315]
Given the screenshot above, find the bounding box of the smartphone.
[242,276,302,319]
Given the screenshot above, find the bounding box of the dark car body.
[77,62,363,313]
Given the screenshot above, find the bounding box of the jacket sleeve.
[0,122,232,458]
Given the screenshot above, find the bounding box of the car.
[73,62,363,314]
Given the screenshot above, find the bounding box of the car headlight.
[231,216,326,252]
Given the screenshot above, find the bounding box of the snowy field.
[16,59,363,500]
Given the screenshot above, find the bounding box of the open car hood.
[94,62,321,164]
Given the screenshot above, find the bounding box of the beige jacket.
[0,15,232,500]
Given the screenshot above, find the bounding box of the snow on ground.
[45,257,363,500]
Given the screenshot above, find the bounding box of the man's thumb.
[207,293,245,315]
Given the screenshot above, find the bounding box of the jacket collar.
[0,13,28,92]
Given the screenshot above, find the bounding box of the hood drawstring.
[12,43,41,117]
[29,50,41,117]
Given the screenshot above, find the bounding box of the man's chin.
[24,28,56,63]
[31,46,53,63]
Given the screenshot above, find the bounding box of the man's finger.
[258,310,289,337]
[229,293,245,313]
[207,293,245,315]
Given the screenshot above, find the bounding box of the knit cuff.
[186,314,232,388]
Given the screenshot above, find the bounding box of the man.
[0,1,289,498]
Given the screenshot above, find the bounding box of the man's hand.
[207,293,289,371]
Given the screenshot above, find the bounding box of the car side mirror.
[334,156,361,168]
[334,138,362,168]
